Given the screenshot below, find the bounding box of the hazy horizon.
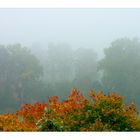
[0,8,140,57]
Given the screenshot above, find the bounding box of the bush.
[36,89,140,131]
[0,102,47,131]
[0,89,140,131]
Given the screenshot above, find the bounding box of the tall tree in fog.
[74,48,98,94]
[98,38,140,107]
[41,43,75,99]
[0,44,42,112]
[45,43,74,83]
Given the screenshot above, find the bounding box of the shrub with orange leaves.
[36,89,87,131]
[0,113,36,131]
[36,89,140,131]
[0,89,140,131]
[0,102,47,131]
[17,102,47,124]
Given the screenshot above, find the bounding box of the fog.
[0,9,140,57]
[0,9,140,113]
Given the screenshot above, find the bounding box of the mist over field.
[0,9,140,113]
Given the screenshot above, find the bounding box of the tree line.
[0,37,140,113]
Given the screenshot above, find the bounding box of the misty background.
[1,9,140,57]
[0,8,140,113]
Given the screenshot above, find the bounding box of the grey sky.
[0,8,140,56]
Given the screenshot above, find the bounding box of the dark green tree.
[0,44,43,113]
[98,38,140,109]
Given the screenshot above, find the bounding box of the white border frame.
[0,0,140,8]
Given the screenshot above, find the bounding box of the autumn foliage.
[0,102,47,131]
[0,89,140,131]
